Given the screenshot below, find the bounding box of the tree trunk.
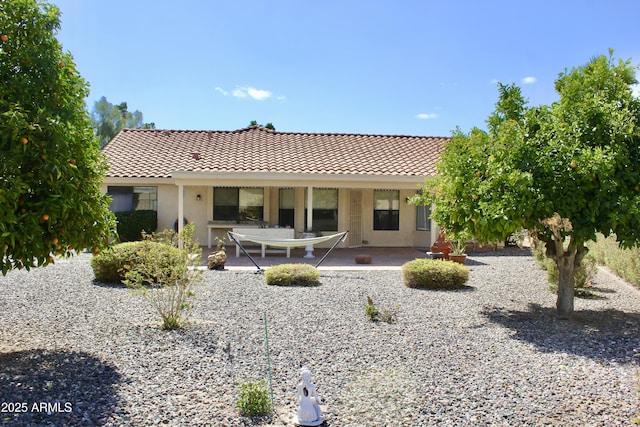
[548,240,588,320]
[545,236,588,319]
[556,254,575,319]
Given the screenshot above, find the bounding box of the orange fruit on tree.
[52,238,58,245]
[1,34,7,43]
[42,213,49,221]
[21,137,28,145]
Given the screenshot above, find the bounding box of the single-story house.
[101,125,449,249]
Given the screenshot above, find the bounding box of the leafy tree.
[249,120,275,130]
[91,96,154,147]
[413,52,640,318]
[0,0,116,274]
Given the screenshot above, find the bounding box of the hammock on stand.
[226,230,349,272]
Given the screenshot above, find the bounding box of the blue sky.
[51,0,640,136]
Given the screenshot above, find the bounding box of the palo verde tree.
[412,52,640,318]
[0,0,116,274]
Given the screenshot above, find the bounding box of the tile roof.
[102,125,449,179]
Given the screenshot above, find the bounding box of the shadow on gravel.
[482,303,640,363]
[469,247,533,257]
[462,258,488,266]
[0,349,123,426]
[91,279,126,289]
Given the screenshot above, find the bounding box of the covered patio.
[199,245,429,270]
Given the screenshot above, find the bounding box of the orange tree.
[413,52,640,318]
[0,0,115,274]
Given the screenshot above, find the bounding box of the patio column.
[430,203,438,246]
[306,186,313,231]
[178,183,184,249]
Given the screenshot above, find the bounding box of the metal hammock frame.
[226,230,349,272]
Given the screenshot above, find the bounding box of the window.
[278,188,295,228]
[107,186,157,212]
[416,205,431,231]
[305,188,338,231]
[213,187,264,221]
[373,190,399,230]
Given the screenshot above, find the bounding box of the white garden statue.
[292,366,324,426]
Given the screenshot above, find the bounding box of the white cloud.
[522,76,537,85]
[232,88,247,98]
[217,85,283,101]
[229,86,272,100]
[246,87,272,100]
[416,113,439,120]
[632,83,640,98]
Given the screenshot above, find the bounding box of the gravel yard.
[0,250,638,426]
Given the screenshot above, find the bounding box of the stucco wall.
[103,183,434,249]
[357,189,430,248]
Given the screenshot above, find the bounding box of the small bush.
[264,264,320,286]
[115,210,157,242]
[123,225,202,330]
[91,240,185,284]
[92,225,202,330]
[236,380,272,417]
[402,259,469,289]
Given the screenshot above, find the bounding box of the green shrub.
[123,225,202,330]
[92,225,202,330]
[115,210,157,242]
[264,264,320,286]
[402,259,469,289]
[587,233,640,289]
[91,240,185,284]
[236,380,272,417]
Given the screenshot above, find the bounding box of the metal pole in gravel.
[263,311,275,412]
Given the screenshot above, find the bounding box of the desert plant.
[365,296,398,323]
[264,264,320,286]
[378,306,399,323]
[402,259,469,289]
[115,210,157,241]
[123,224,202,330]
[364,296,380,321]
[450,239,467,255]
[236,379,272,417]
